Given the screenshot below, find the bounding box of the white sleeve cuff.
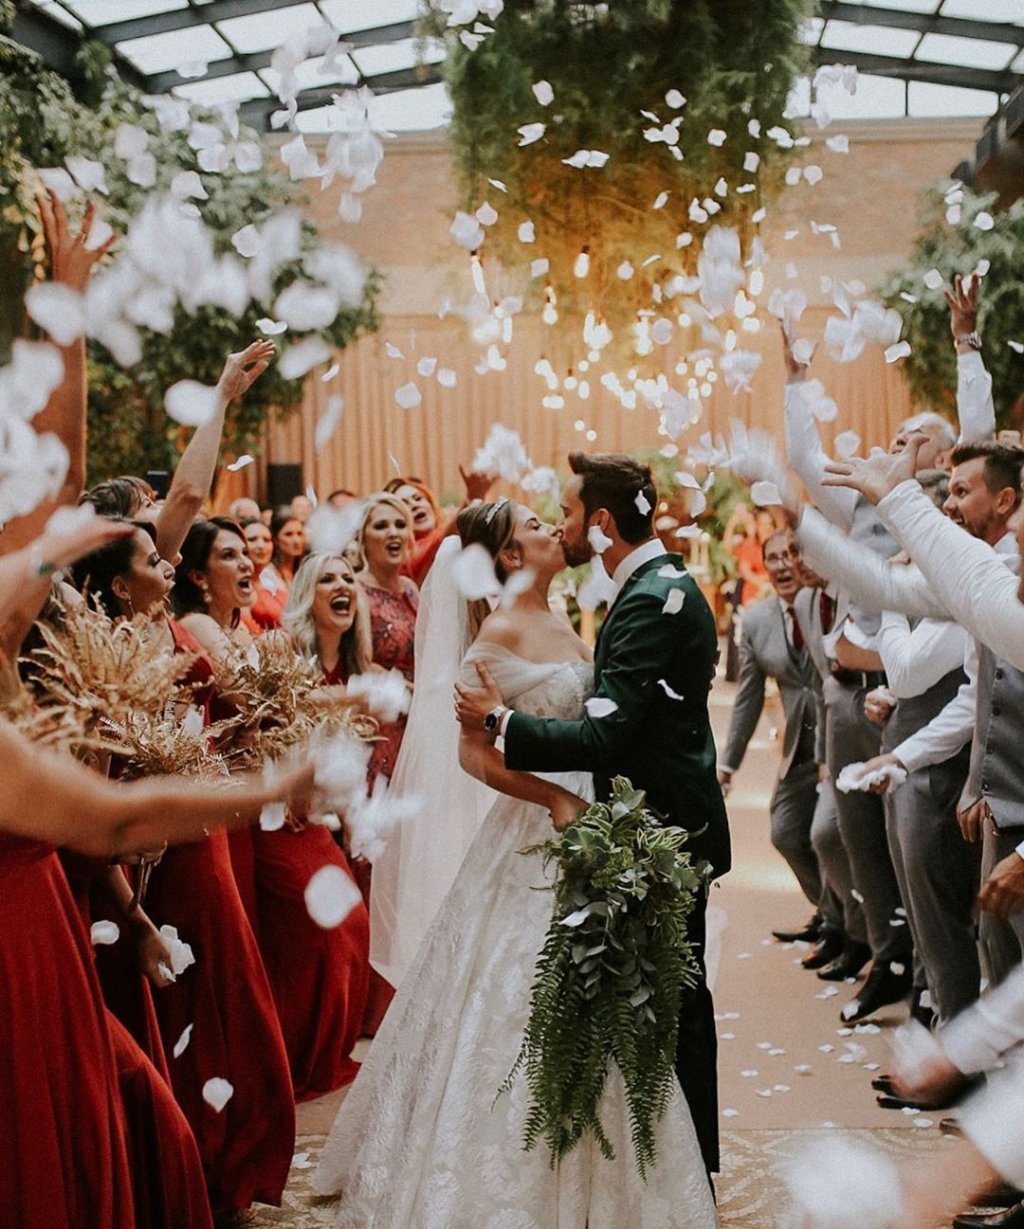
[498,708,514,738]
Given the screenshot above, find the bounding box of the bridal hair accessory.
[504,777,710,1178]
[483,495,509,525]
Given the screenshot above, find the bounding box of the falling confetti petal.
[517,220,536,243]
[304,864,363,929]
[587,525,613,554]
[923,268,945,291]
[885,341,912,363]
[90,921,120,946]
[165,380,220,427]
[532,80,554,106]
[584,697,619,719]
[173,1024,193,1058]
[202,1078,234,1113]
[751,480,783,507]
[517,122,546,147]
[974,211,995,231]
[662,589,686,615]
[707,129,727,147]
[394,382,422,410]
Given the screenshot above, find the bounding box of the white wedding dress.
[313,644,718,1229]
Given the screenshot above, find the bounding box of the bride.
[313,499,717,1229]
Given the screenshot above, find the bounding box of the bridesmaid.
[349,494,418,1032]
[268,508,306,591]
[0,697,310,1229]
[132,517,297,1220]
[235,550,376,1099]
[240,517,286,633]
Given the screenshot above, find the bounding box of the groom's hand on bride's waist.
[454,661,504,735]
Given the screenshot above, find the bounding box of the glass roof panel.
[319,0,420,33]
[117,24,234,73]
[173,71,271,105]
[215,4,323,54]
[349,36,445,78]
[820,20,922,57]
[262,53,361,93]
[939,0,1024,22]
[61,0,186,24]
[32,1,83,30]
[908,81,1000,115]
[295,80,451,132]
[857,0,940,12]
[821,72,908,117]
[916,32,1020,70]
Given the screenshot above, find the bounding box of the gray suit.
[720,596,823,906]
[966,646,1024,984]
[795,585,868,946]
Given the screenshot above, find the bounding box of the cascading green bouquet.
[505,777,710,1179]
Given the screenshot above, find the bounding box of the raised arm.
[0,513,134,662]
[877,480,1024,671]
[1,192,116,555]
[797,504,948,622]
[154,340,274,561]
[781,326,858,531]
[946,274,995,444]
[0,718,312,858]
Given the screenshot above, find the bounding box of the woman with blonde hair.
[349,494,418,1031]
[282,550,373,683]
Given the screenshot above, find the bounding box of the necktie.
[787,606,805,651]
[819,591,836,635]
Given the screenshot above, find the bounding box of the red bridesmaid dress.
[0,833,135,1229]
[141,622,296,1214]
[59,851,214,1229]
[252,821,370,1099]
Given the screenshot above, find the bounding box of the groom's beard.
[561,537,591,568]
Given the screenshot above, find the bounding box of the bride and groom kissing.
[313,451,731,1228]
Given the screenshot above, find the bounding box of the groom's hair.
[569,452,656,544]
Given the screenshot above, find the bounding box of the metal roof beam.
[10,4,150,90]
[238,63,442,127]
[96,2,414,50]
[807,46,1017,93]
[145,20,418,93]
[820,1,1024,48]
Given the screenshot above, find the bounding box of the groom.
[455,451,731,1175]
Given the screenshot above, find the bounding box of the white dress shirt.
[877,480,1024,672]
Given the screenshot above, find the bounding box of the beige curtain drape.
[244,304,912,506]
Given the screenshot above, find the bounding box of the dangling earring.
[200,584,211,607]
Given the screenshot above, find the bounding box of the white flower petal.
[66,155,109,195]
[172,1024,193,1058]
[394,382,421,409]
[662,589,686,615]
[451,210,485,249]
[202,1077,234,1113]
[452,542,499,599]
[278,337,332,381]
[587,525,613,554]
[517,122,546,147]
[164,380,220,427]
[231,224,261,257]
[90,920,120,946]
[532,80,554,106]
[885,340,912,363]
[304,864,363,929]
[517,220,535,243]
[24,283,86,347]
[584,697,618,718]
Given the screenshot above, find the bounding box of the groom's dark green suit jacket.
[504,552,731,879]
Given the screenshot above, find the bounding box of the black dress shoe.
[954,1201,1024,1229]
[871,1073,896,1094]
[877,1093,931,1111]
[771,913,822,944]
[817,940,872,982]
[839,960,913,1023]
[802,931,845,970]
[940,1116,963,1137]
[975,1186,1024,1210]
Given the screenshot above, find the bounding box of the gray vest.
[968,646,1024,831]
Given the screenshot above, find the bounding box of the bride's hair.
[456,499,519,638]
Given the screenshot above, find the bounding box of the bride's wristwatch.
[484,704,509,734]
